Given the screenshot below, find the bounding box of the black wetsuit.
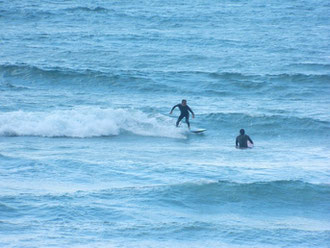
[236,134,253,148]
[171,104,194,128]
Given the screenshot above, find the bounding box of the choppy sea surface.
[1,0,330,247]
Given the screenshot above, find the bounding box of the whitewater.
[1,0,330,247]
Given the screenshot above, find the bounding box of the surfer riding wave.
[170,99,195,129]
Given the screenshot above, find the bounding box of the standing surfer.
[170,99,195,129]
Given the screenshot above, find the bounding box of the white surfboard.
[248,140,254,148]
[190,128,207,134]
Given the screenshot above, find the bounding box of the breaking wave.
[0,107,185,139]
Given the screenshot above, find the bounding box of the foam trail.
[0,107,185,139]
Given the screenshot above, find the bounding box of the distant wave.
[3,64,329,83]
[289,62,330,71]
[0,64,176,93]
[266,73,330,84]
[0,64,107,79]
[0,107,185,139]
[0,8,56,20]
[203,112,330,134]
[206,71,330,85]
[173,70,330,84]
[0,82,30,92]
[164,70,330,97]
[0,6,112,20]
[1,64,329,97]
[64,6,111,13]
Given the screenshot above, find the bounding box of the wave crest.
[0,107,185,139]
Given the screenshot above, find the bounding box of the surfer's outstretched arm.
[170,104,179,114]
[247,136,253,144]
[235,137,239,148]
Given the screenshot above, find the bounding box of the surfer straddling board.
[170,99,195,129]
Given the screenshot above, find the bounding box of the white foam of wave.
[0,107,185,139]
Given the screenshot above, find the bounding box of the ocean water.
[1,0,330,247]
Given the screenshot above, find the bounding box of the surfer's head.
[240,129,245,135]
[181,99,187,106]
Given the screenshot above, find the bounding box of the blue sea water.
[1,0,330,247]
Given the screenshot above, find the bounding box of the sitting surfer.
[170,99,195,129]
[236,129,254,148]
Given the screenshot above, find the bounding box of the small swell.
[203,112,330,134]
[157,180,330,206]
[0,64,164,91]
[64,6,111,13]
